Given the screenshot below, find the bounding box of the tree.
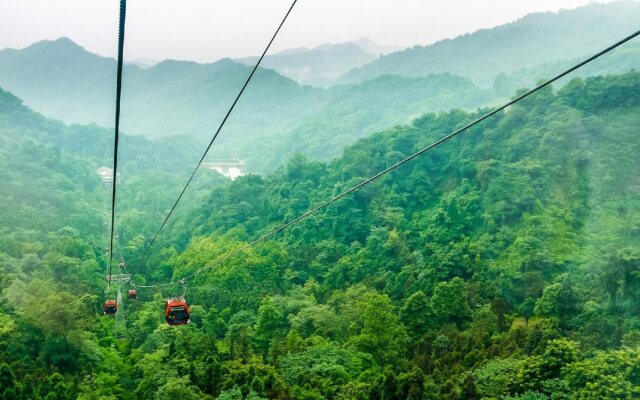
[341,286,408,366]
[535,283,563,317]
[0,363,17,400]
[397,367,426,400]
[400,291,433,338]
[226,311,257,362]
[255,297,285,361]
[430,278,470,326]
[6,279,93,350]
[155,377,203,400]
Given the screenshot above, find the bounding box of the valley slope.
[1,65,640,398]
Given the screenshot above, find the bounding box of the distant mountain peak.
[3,37,109,64]
[29,37,86,52]
[50,37,75,44]
[352,37,402,55]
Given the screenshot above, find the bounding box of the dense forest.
[1,66,639,399]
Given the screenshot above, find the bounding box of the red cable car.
[128,289,137,300]
[103,300,117,315]
[165,297,190,326]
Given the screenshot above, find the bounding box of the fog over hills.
[0,38,321,142]
[339,0,640,87]
[0,1,638,172]
[0,38,491,171]
[235,38,402,87]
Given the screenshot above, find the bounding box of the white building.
[96,167,114,188]
[203,160,246,181]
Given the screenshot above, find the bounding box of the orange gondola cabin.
[128,289,137,300]
[165,297,190,326]
[103,300,117,315]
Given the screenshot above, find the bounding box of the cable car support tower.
[106,273,130,338]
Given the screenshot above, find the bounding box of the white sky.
[0,0,620,62]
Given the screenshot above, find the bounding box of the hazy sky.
[0,0,620,62]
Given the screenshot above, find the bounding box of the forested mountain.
[1,66,639,399]
[0,85,225,256]
[492,41,640,97]
[236,73,487,170]
[340,0,640,87]
[2,2,639,175]
[138,71,640,399]
[0,38,492,171]
[0,38,321,142]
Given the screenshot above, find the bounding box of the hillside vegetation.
[1,69,639,398]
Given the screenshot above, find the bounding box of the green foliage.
[430,278,470,326]
[155,376,203,400]
[400,291,433,337]
[1,66,640,399]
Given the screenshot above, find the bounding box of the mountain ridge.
[339,0,640,86]
[235,40,381,87]
[0,37,494,172]
[2,1,639,173]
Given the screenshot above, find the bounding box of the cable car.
[128,289,137,300]
[119,261,125,269]
[103,300,117,315]
[165,297,190,326]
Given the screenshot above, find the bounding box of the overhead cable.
[108,0,127,289]
[135,0,300,269]
[136,29,640,289]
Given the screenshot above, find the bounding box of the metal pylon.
[114,285,127,339]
